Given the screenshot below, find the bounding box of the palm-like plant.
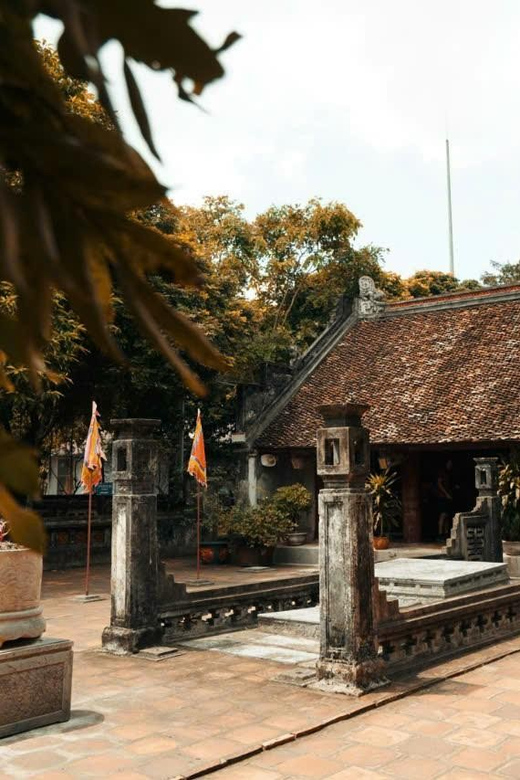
[366,469,401,538]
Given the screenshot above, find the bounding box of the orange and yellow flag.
[187,409,207,488]
[81,401,106,493]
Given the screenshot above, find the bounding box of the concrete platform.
[376,558,509,601]
[274,542,446,567]
[258,559,510,638]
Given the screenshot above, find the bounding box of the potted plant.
[199,490,231,565]
[499,456,520,568]
[366,469,401,550]
[218,499,297,566]
[0,520,46,647]
[272,483,312,545]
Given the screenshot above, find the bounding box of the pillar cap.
[111,418,161,438]
[319,403,370,427]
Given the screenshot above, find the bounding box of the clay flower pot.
[200,541,230,565]
[0,547,46,648]
[286,531,307,546]
[373,536,390,550]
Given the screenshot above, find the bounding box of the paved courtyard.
[2,564,520,778]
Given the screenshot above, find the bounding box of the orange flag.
[187,409,207,488]
[81,401,106,493]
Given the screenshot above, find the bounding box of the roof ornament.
[356,276,385,319]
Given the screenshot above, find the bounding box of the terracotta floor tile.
[407,718,455,737]
[65,753,136,775]
[25,774,76,780]
[451,746,506,772]
[499,759,520,777]
[226,724,282,745]
[9,750,66,771]
[275,753,344,778]
[181,736,244,760]
[350,725,411,747]
[449,695,503,713]
[435,771,501,780]
[384,756,446,778]
[336,743,398,768]
[447,727,506,749]
[446,710,501,729]
[126,736,178,755]
[216,766,283,780]
[326,769,387,779]
[491,719,520,737]
[133,752,194,779]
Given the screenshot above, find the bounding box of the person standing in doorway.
[437,459,455,539]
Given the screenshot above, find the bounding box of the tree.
[405,270,481,299]
[0,5,240,550]
[481,260,520,287]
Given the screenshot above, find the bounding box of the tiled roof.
[258,287,520,448]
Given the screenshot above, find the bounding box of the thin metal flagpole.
[85,486,93,596]
[196,481,201,580]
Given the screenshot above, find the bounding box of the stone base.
[313,656,389,697]
[375,558,509,601]
[0,607,46,649]
[101,624,161,655]
[0,638,73,738]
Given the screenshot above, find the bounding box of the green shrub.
[499,456,520,542]
[218,500,297,548]
[271,483,312,524]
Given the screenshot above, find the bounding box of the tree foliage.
[405,270,481,299]
[0,4,239,550]
[481,260,520,287]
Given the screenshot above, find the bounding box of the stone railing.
[378,583,520,673]
[159,574,319,644]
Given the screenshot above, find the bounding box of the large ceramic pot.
[0,547,46,648]
[235,545,275,567]
[373,536,390,550]
[200,541,230,565]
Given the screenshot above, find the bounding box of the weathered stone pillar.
[402,455,421,543]
[314,404,388,695]
[474,457,502,562]
[102,419,161,654]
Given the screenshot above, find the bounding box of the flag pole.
[196,481,201,580]
[85,485,93,597]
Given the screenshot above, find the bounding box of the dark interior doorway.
[419,451,478,541]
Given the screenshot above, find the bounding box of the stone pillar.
[474,457,502,562]
[102,419,161,654]
[401,455,421,543]
[248,450,258,506]
[314,404,388,695]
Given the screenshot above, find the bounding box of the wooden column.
[402,455,421,543]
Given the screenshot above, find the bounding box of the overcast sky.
[36,1,520,281]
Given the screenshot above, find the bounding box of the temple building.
[234,279,520,544]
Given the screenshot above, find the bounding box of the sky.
[35,1,520,282]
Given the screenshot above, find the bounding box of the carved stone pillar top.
[317,403,370,488]
[474,457,499,497]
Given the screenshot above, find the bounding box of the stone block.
[375,558,508,602]
[0,637,73,738]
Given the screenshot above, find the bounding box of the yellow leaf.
[0,486,46,554]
